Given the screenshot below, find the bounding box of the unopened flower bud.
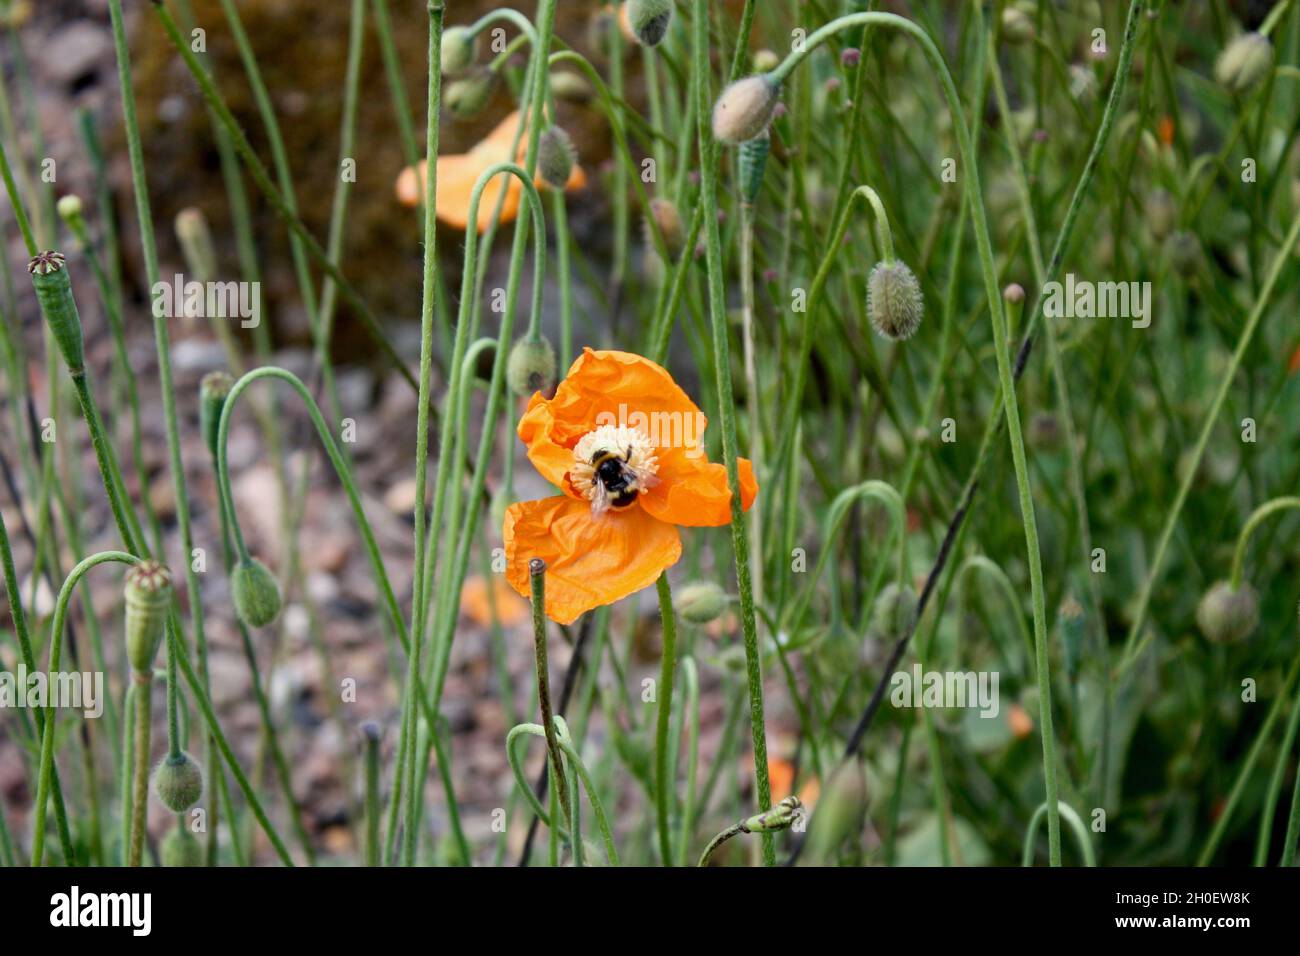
[175,207,217,283]
[441,25,478,75]
[550,70,592,103]
[742,796,802,834]
[160,827,203,867]
[1003,282,1025,304]
[125,561,172,673]
[56,194,83,223]
[677,581,728,624]
[868,582,918,642]
[1001,3,1035,44]
[841,47,861,68]
[1196,580,1259,643]
[646,198,685,260]
[627,0,672,47]
[445,70,495,120]
[537,126,577,190]
[152,751,204,813]
[805,759,868,864]
[1215,32,1273,95]
[867,260,924,341]
[752,50,781,73]
[199,371,235,461]
[28,251,85,373]
[507,335,557,397]
[712,74,781,145]
[232,558,282,629]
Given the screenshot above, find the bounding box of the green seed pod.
[445,69,495,120]
[174,207,217,283]
[712,74,781,145]
[152,751,204,813]
[646,198,685,260]
[804,758,868,864]
[440,25,478,76]
[507,335,557,397]
[627,0,672,47]
[1145,188,1177,241]
[752,49,781,73]
[867,260,924,341]
[160,826,204,867]
[1165,229,1201,277]
[1215,32,1273,95]
[868,582,918,643]
[676,581,728,624]
[536,126,577,191]
[232,558,283,629]
[28,251,85,373]
[738,130,770,204]
[199,370,235,461]
[549,70,592,104]
[124,561,173,673]
[742,795,802,834]
[1196,580,1259,643]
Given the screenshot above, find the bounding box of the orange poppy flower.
[459,574,529,627]
[395,110,587,233]
[503,349,758,624]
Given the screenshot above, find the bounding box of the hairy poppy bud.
[742,796,802,834]
[441,25,478,75]
[805,759,868,864]
[446,70,495,120]
[232,558,282,629]
[550,70,592,104]
[1001,3,1035,44]
[1145,188,1177,240]
[738,130,770,204]
[152,751,204,812]
[199,370,235,461]
[867,260,924,341]
[868,582,918,642]
[677,581,728,624]
[752,49,781,73]
[28,251,85,373]
[646,198,685,260]
[1003,282,1025,305]
[627,0,672,46]
[1165,229,1200,277]
[56,194,83,223]
[1196,580,1259,643]
[712,74,781,145]
[507,336,557,397]
[125,561,172,673]
[1215,32,1272,95]
[537,126,577,190]
[160,827,203,867]
[175,207,217,283]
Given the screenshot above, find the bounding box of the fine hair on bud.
[1196,580,1259,643]
[152,751,204,813]
[199,370,235,461]
[124,560,173,673]
[676,581,728,624]
[627,0,672,46]
[867,260,924,341]
[507,336,557,397]
[537,126,577,190]
[712,74,781,145]
[232,557,283,629]
[440,25,478,75]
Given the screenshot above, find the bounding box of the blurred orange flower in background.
[395,110,586,233]
[502,349,758,624]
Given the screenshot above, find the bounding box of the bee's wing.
[589,482,611,518]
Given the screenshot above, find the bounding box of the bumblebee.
[591,446,641,512]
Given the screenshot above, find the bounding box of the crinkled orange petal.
[503,496,681,625]
[641,454,758,527]
[518,348,706,491]
[396,110,586,234]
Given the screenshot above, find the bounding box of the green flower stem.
[737,203,763,608]
[1256,680,1300,865]
[1282,713,1300,866]
[364,728,381,867]
[0,131,36,254]
[1120,208,1300,673]
[151,4,419,391]
[118,679,136,864]
[956,556,1034,677]
[691,0,774,865]
[30,550,138,867]
[129,669,151,867]
[676,655,701,866]
[1021,801,1095,867]
[530,559,570,819]
[653,573,678,865]
[0,509,74,861]
[1229,497,1300,589]
[401,0,445,870]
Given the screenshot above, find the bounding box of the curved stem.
[1022,800,1095,867]
[1230,497,1300,588]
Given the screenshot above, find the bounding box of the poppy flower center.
[570,424,659,516]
